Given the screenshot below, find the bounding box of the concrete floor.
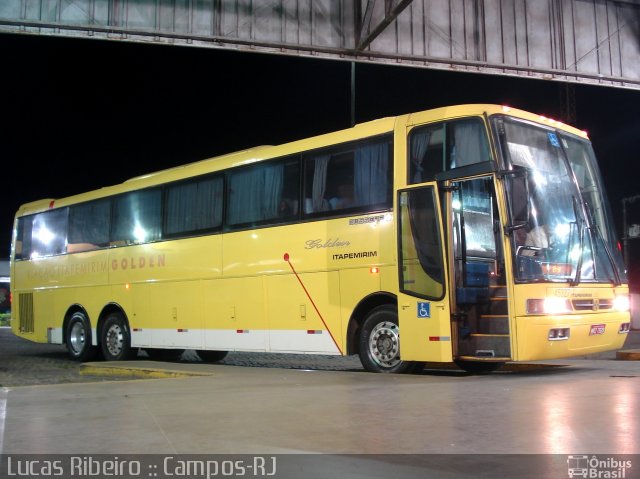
[1,357,638,456]
[1,330,638,477]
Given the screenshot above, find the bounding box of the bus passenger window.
[227,158,299,227]
[303,136,391,216]
[29,209,68,258]
[111,189,162,245]
[165,176,223,236]
[68,200,110,253]
[14,217,29,260]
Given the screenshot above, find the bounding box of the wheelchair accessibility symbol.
[417,302,431,318]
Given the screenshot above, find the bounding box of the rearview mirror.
[505,169,530,231]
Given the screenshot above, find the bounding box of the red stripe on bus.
[285,253,343,355]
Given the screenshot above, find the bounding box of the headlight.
[527,298,571,315]
[614,294,630,312]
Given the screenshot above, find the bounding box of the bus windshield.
[495,117,626,284]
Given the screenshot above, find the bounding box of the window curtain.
[261,164,283,220]
[166,183,196,234]
[166,178,223,234]
[410,130,430,183]
[228,163,284,225]
[69,201,110,245]
[452,121,489,167]
[354,142,389,206]
[311,155,330,212]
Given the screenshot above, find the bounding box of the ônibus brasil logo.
[567,455,632,478]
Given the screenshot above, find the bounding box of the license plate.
[589,324,606,335]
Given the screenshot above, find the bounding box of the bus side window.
[165,175,223,236]
[409,118,491,184]
[111,189,162,245]
[303,136,392,216]
[14,216,29,260]
[226,158,299,228]
[29,209,68,258]
[68,199,111,253]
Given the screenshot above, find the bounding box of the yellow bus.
[10,104,631,373]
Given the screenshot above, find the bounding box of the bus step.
[459,333,511,358]
[458,355,511,362]
[488,297,508,315]
[478,315,510,334]
[489,285,508,298]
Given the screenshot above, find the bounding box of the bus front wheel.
[65,311,98,362]
[358,305,416,374]
[100,312,136,361]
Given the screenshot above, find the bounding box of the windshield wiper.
[585,201,621,286]
[570,195,585,287]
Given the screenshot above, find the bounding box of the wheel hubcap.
[368,321,401,368]
[69,321,86,355]
[105,324,124,357]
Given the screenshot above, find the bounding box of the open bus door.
[396,184,453,364]
[439,168,512,372]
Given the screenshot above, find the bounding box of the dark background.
[2,32,640,264]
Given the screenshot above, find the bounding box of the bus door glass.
[445,175,512,361]
[397,185,452,362]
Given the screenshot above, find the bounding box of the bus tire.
[100,312,136,361]
[195,350,228,363]
[454,359,505,374]
[65,311,98,362]
[358,305,415,374]
[145,348,185,361]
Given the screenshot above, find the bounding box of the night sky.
[2,32,640,259]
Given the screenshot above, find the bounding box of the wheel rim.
[69,321,86,355]
[105,323,125,357]
[368,321,401,368]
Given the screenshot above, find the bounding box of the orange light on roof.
[370,267,379,274]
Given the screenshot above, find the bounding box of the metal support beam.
[1,0,638,90]
[356,0,415,52]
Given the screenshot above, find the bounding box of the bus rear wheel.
[100,312,136,361]
[358,305,416,374]
[65,311,98,362]
[195,350,228,363]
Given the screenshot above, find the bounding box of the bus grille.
[571,298,613,311]
[19,293,34,333]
